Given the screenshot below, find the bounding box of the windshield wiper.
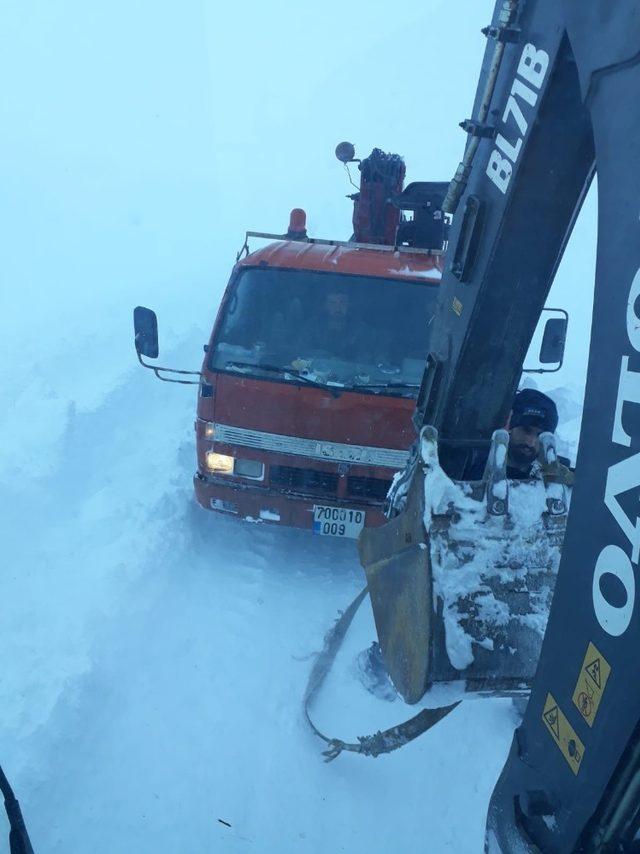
[353,381,420,393]
[224,361,342,395]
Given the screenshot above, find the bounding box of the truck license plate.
[313,505,365,538]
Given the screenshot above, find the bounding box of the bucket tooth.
[539,431,568,515]
[484,429,509,516]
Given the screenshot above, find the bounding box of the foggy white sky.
[1,0,595,419]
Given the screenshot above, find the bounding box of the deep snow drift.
[1,336,519,853]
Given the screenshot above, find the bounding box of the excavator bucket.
[358,427,567,704]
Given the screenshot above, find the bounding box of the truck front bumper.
[193,472,386,532]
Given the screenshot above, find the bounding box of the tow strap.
[304,586,460,762]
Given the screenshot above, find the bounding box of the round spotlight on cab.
[335,141,357,163]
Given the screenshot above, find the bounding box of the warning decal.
[543,702,560,739]
[586,658,602,688]
[542,693,585,776]
[572,641,611,728]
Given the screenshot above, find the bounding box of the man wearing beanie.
[462,388,573,483]
[507,389,557,477]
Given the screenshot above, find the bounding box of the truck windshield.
[209,267,438,395]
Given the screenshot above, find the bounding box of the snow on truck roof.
[237,240,443,283]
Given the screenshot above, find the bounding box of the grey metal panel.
[213,423,409,469]
[562,0,640,100]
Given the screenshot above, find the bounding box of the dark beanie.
[511,389,559,433]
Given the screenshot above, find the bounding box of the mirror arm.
[136,351,201,385]
[541,349,564,374]
[522,360,564,375]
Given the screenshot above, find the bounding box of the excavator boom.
[488,2,640,850]
[360,0,594,706]
[417,0,594,464]
[360,0,640,848]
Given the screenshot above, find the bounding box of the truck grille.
[270,465,339,494]
[347,476,393,502]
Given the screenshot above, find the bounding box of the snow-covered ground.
[1,339,518,852]
[1,2,593,851]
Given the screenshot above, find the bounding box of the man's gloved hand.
[541,459,575,486]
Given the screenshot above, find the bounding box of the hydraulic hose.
[442,0,520,214]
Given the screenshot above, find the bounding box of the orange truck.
[134,146,446,538]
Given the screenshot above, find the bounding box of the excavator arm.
[361,1,640,849]
[416,0,595,471]
[360,0,597,705]
[487,2,640,851]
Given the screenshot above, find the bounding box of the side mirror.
[523,309,568,375]
[132,306,201,385]
[133,306,159,359]
[539,316,567,365]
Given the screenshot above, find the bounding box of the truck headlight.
[203,421,215,439]
[205,452,234,474]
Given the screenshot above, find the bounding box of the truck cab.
[194,234,442,538]
[134,145,449,538]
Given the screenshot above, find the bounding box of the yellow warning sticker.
[542,693,585,776]
[572,641,612,728]
[452,297,463,316]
